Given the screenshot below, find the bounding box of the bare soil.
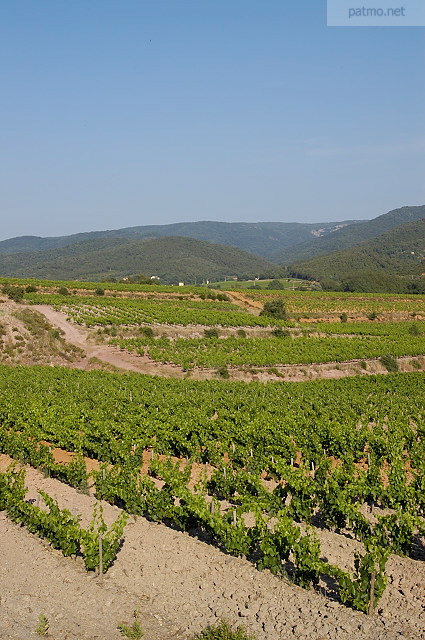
[0,456,424,640]
[0,300,84,367]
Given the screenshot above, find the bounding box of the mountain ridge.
[0,219,362,260]
[276,205,425,264]
[290,217,425,292]
[0,236,280,284]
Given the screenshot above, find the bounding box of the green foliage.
[340,312,348,323]
[57,286,69,296]
[408,323,421,336]
[259,298,287,320]
[379,354,399,372]
[81,501,128,573]
[35,614,49,637]
[333,541,390,613]
[288,209,425,291]
[1,467,127,573]
[271,326,289,337]
[267,279,285,289]
[95,287,105,296]
[204,328,220,338]
[281,205,425,266]
[2,285,24,302]
[117,611,144,638]
[139,325,154,338]
[30,293,275,328]
[0,364,424,614]
[52,454,89,493]
[0,235,276,284]
[192,619,255,640]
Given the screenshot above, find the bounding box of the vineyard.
[110,321,425,369]
[239,289,425,317]
[1,365,424,617]
[24,292,283,328]
[1,281,424,639]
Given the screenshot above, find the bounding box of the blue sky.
[1,0,424,240]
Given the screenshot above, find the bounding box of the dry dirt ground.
[0,456,424,640]
[0,300,83,368]
[28,304,425,382]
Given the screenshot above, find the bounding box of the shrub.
[236,329,247,338]
[25,285,37,293]
[216,366,230,378]
[259,298,287,320]
[272,327,289,338]
[368,311,379,321]
[380,354,399,372]
[340,312,348,323]
[2,286,24,302]
[139,326,154,339]
[408,323,421,336]
[267,279,284,290]
[57,287,69,296]
[204,328,219,339]
[95,288,105,296]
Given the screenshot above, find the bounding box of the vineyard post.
[98,534,103,581]
[368,570,376,615]
[233,509,237,526]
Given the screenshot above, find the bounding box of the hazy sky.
[1,0,424,240]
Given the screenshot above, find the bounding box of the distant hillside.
[277,205,425,264]
[0,220,361,260]
[0,236,280,284]
[290,218,425,292]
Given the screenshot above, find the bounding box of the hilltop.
[290,217,425,292]
[277,205,425,264]
[0,236,279,284]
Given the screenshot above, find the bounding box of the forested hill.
[290,218,425,292]
[0,235,280,284]
[276,205,425,265]
[0,219,361,260]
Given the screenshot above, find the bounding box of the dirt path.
[31,305,425,382]
[1,457,423,640]
[32,305,185,377]
[226,291,263,314]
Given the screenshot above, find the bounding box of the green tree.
[259,298,287,320]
